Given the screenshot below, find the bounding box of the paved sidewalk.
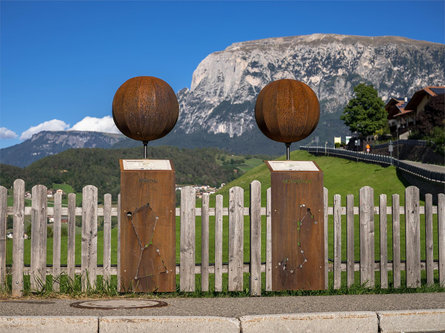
[401,160,445,174]
[0,293,444,317]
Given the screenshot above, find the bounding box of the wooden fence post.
[346,194,355,288]
[323,187,329,290]
[229,186,244,292]
[439,193,445,287]
[180,186,196,292]
[266,187,272,291]
[67,193,76,281]
[333,194,342,289]
[214,194,223,292]
[380,194,388,289]
[52,192,62,292]
[0,186,7,287]
[392,194,401,289]
[81,185,98,291]
[103,193,112,285]
[360,186,374,288]
[201,193,210,292]
[250,180,261,296]
[31,185,47,291]
[425,193,434,286]
[405,186,421,288]
[12,179,25,297]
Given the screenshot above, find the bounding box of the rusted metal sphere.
[255,79,320,143]
[112,76,179,142]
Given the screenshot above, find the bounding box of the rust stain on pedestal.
[267,162,325,291]
[119,161,176,292]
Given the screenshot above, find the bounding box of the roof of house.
[404,85,445,111]
[385,97,411,119]
[386,86,444,119]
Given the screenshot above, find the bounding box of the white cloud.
[69,116,120,134]
[0,127,18,139]
[18,116,120,141]
[20,119,70,140]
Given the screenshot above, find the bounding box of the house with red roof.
[386,86,444,139]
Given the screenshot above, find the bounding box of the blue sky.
[1,0,444,149]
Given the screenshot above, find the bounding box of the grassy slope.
[216,150,407,206]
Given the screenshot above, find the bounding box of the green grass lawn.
[237,158,264,173]
[216,150,408,207]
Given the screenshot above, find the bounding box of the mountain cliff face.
[2,34,444,166]
[175,34,445,152]
[0,131,123,167]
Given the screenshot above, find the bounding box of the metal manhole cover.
[70,299,167,309]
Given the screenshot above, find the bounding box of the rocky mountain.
[173,34,445,154]
[0,131,124,167]
[2,34,444,166]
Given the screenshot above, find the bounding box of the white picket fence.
[1,179,444,297]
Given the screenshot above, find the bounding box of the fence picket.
[392,194,401,289]
[266,187,272,291]
[214,194,223,292]
[346,194,354,287]
[323,187,328,290]
[405,186,421,288]
[379,194,388,289]
[229,186,244,291]
[250,181,261,296]
[67,193,76,281]
[333,194,342,289]
[31,185,47,291]
[117,194,121,292]
[439,193,445,286]
[201,193,210,292]
[0,186,6,287]
[360,186,374,288]
[103,194,112,285]
[81,185,98,291]
[425,194,434,286]
[1,177,445,295]
[12,179,25,297]
[180,186,196,292]
[52,192,62,292]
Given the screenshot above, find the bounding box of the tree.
[415,95,444,136]
[412,95,445,155]
[341,83,387,138]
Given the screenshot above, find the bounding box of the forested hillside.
[0,146,271,198]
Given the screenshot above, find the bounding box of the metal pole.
[285,142,291,160]
[143,141,148,159]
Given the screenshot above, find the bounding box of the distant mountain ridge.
[0,131,123,167]
[1,34,444,166]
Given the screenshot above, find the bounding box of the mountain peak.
[225,34,439,52]
[178,34,444,154]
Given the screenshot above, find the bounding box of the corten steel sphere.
[112,76,179,142]
[255,79,320,143]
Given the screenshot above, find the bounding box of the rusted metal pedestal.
[120,159,176,292]
[266,161,325,291]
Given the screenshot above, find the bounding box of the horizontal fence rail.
[0,179,444,296]
[301,146,445,183]
[371,139,428,150]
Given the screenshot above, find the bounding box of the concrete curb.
[99,316,240,333]
[378,309,445,333]
[0,309,444,332]
[240,311,378,333]
[0,316,98,333]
